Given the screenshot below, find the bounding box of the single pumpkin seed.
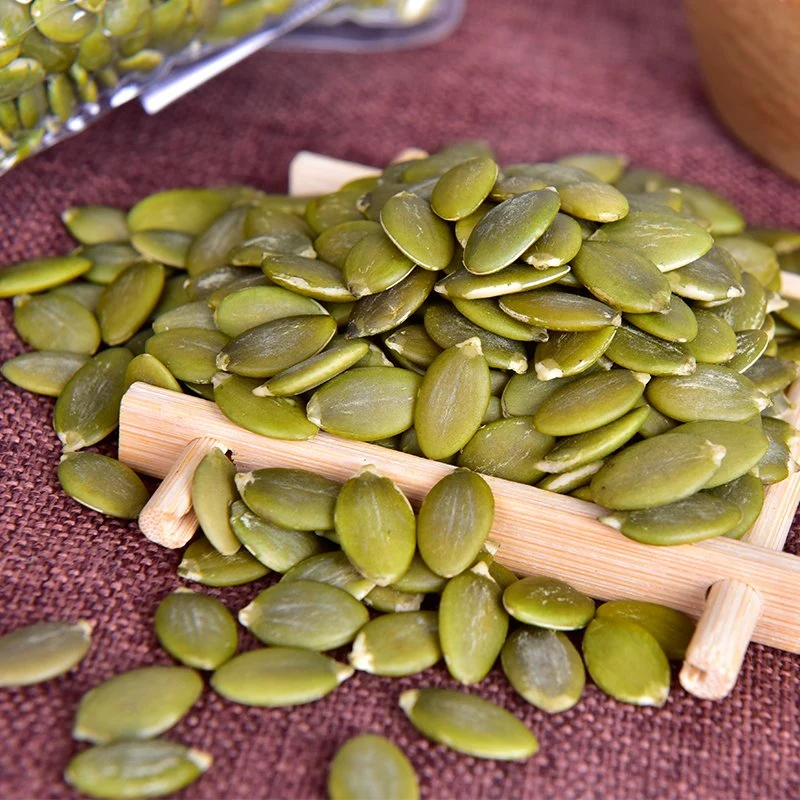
[399,688,537,761]
[154,590,237,670]
[347,269,437,338]
[403,141,493,182]
[752,429,798,484]
[13,293,100,354]
[558,180,629,223]
[710,272,767,332]
[500,289,621,332]
[211,647,352,707]
[521,213,583,268]
[684,310,738,364]
[58,452,148,519]
[590,432,726,510]
[62,206,129,245]
[743,356,799,396]
[230,232,316,265]
[192,447,239,556]
[130,230,193,268]
[535,327,617,379]
[392,553,448,594]
[728,330,769,372]
[666,246,743,302]
[707,474,765,539]
[128,189,229,236]
[534,369,647,436]
[50,282,105,312]
[206,274,269,309]
[186,207,248,277]
[464,190,560,275]
[384,325,442,371]
[152,301,217,334]
[314,220,380,268]
[144,329,228,385]
[239,580,368,651]
[417,469,494,578]
[343,229,415,298]
[503,575,594,629]
[430,156,499,221]
[557,152,627,183]
[306,189,364,235]
[624,293,698,343]
[1,350,88,396]
[334,466,416,587]
[501,371,579,417]
[0,620,92,688]
[97,262,166,346]
[439,563,508,684]
[501,627,585,713]
[229,500,328,572]
[436,263,570,300]
[595,600,694,660]
[454,203,492,246]
[415,338,491,460]
[82,244,142,286]
[281,551,375,600]
[54,347,132,451]
[669,181,745,235]
[73,666,203,744]
[261,254,354,303]
[236,468,339,531]
[328,734,419,800]
[152,275,191,318]
[537,460,604,493]
[669,421,769,487]
[380,191,455,271]
[601,491,742,544]
[307,366,421,441]
[458,416,554,483]
[177,536,268,587]
[64,740,211,800]
[646,364,769,422]
[582,617,670,706]
[605,325,695,376]
[590,211,713,271]
[450,296,547,341]
[245,206,313,239]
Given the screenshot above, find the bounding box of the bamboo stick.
[679,378,800,698]
[118,382,800,655]
[138,436,226,548]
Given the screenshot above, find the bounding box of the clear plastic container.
[0,0,465,176]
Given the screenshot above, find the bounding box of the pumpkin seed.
[591,432,726,510]
[601,491,742,544]
[500,289,621,332]
[451,296,547,341]
[710,272,767,332]
[670,181,744,235]
[314,220,379,268]
[521,213,583,268]
[178,536,268,587]
[558,180,629,223]
[349,611,440,677]
[65,740,211,800]
[347,269,437,338]
[229,500,328,572]
[130,230,192,268]
[744,356,799,396]
[13,293,100,354]
[306,189,364,234]
[230,232,316,265]
[670,421,769,487]
[625,293,698,343]
[380,192,455,271]
[604,326,695,376]
[50,282,105,312]
[590,211,713,271]
[537,460,604,493]
[392,553,448,594]
[534,369,647,436]
[0,620,92,688]
[155,590,237,670]
[307,366,421,441]
[595,600,694,660]
[152,275,191,318]
[454,203,492,245]
[334,466,416,587]
[535,327,617,379]
[73,666,203,744]
[186,207,247,277]
[501,627,585,713]
[399,688,538,761]
[501,371,577,417]
[211,647,353,707]
[206,274,269,310]
[503,575,594,629]
[58,452,148,519]
[415,338,491,460]
[558,152,627,183]
[281,551,375,600]
[436,263,570,300]
[54,347,132,451]
[328,734,419,800]
[62,206,129,245]
[666,246,743,302]
[128,189,229,236]
[747,227,800,254]
[246,206,312,239]
[124,354,182,393]
[261,254,354,303]
[646,364,769,422]
[145,328,229,384]
[464,190,560,274]
[236,468,339,531]
[342,229,415,298]
[82,244,142,286]
[1,350,88,397]
[582,617,670,706]
[417,469,494,578]
[728,330,769,373]
[97,262,165,346]
[213,373,319,440]
[684,310,738,364]
[191,447,239,555]
[239,580,368,651]
[364,584,425,613]
[439,563,508,684]
[384,325,442,371]
[752,429,797,484]
[430,156,499,221]
[707,473,764,539]
[152,301,217,334]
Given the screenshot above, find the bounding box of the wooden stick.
[138,436,226,548]
[679,378,800,698]
[118,382,800,655]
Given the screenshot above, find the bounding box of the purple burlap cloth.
[1,0,799,797]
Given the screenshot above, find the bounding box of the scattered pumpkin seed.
[13,292,100,354]
[0,255,91,297]
[124,353,182,393]
[145,328,229,384]
[707,473,764,539]
[178,536,269,587]
[503,575,594,630]
[1,350,88,396]
[192,447,239,555]
[97,262,165,345]
[281,551,375,600]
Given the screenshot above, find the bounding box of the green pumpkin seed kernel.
[503,575,594,630]
[557,152,628,183]
[625,293,698,343]
[13,293,100,355]
[124,353,182,393]
[535,327,617,379]
[130,229,192,268]
[431,155,499,221]
[684,310,738,364]
[97,262,166,346]
[186,206,248,277]
[435,263,571,300]
[707,474,765,539]
[178,536,269,587]
[192,447,239,556]
[604,326,695,376]
[145,328,229,385]
[342,229,415,298]
[500,289,621,332]
[1,350,88,397]
[314,219,379,268]
[62,206,129,245]
[281,551,375,600]
[392,553,448,594]
[152,301,217,335]
[128,189,229,236]
[451,296,548,341]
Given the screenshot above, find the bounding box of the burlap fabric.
[1,0,799,797]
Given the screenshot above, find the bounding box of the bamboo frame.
[120,151,800,701]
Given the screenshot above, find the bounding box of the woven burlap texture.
[1,0,799,798]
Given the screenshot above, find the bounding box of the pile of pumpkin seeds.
[3,142,800,544]
[1,460,700,799]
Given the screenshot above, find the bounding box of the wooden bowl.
[684,0,800,182]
